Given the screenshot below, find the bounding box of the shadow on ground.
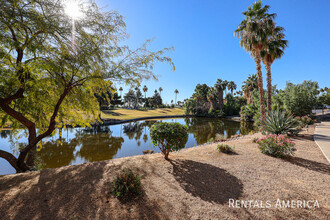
[0,161,169,220]
[285,157,330,175]
[170,159,243,204]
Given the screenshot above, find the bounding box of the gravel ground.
[0,125,329,220]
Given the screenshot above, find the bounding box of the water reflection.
[0,117,254,175]
[37,126,124,169]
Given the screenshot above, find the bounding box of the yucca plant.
[261,110,300,135]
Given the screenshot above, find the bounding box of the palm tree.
[228,81,237,95]
[207,87,218,111]
[223,80,229,96]
[235,0,276,121]
[242,74,258,104]
[215,79,226,109]
[159,87,163,97]
[119,87,123,101]
[262,25,288,114]
[143,85,148,108]
[174,89,179,106]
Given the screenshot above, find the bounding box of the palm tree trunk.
[266,63,272,114]
[217,90,224,109]
[255,52,266,122]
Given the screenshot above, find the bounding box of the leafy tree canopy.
[0,0,174,172]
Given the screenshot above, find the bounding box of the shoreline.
[100,115,241,125]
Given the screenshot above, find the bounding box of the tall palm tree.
[159,87,163,97]
[235,0,276,121]
[143,85,148,108]
[228,81,237,95]
[174,89,179,106]
[215,78,226,109]
[242,74,258,104]
[261,25,288,113]
[119,87,123,101]
[223,80,229,96]
[207,87,218,111]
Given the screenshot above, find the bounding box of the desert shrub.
[257,134,296,158]
[217,144,235,154]
[295,116,316,126]
[261,110,300,135]
[150,122,188,159]
[112,169,142,199]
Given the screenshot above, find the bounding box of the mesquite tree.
[0,0,174,172]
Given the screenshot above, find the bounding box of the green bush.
[281,81,319,116]
[217,144,235,154]
[261,110,300,135]
[112,169,142,199]
[150,122,188,159]
[295,116,316,126]
[240,104,258,122]
[257,134,296,158]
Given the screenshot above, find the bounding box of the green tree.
[110,93,123,107]
[192,84,209,104]
[124,89,136,108]
[281,81,319,116]
[235,0,276,121]
[0,0,174,172]
[150,122,188,160]
[152,90,162,107]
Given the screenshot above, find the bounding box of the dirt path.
[0,125,329,219]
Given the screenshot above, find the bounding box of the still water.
[0,117,254,175]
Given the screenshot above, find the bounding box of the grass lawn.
[101,107,185,120]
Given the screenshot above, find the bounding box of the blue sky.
[95,0,330,104]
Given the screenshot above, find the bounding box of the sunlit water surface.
[0,117,254,175]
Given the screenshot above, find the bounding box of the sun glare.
[64,0,83,20]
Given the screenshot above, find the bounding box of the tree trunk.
[217,90,224,109]
[266,63,272,114]
[26,145,37,167]
[255,52,266,122]
[0,150,21,172]
[162,149,169,160]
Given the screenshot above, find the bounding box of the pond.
[0,117,254,175]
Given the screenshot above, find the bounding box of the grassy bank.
[101,108,185,120]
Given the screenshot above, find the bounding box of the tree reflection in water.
[184,117,253,145]
[37,126,124,169]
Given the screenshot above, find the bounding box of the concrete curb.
[314,122,330,163]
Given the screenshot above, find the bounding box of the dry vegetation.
[0,125,329,219]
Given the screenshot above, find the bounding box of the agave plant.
[261,110,300,135]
